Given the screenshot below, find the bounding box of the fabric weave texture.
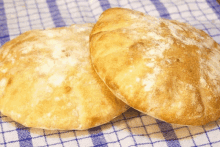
[0,0,220,147]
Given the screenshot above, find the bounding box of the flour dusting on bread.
[90,8,220,126]
[0,23,128,130]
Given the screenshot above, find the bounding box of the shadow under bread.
[1,109,219,141]
[111,108,219,141]
[0,113,95,139]
[0,112,120,139]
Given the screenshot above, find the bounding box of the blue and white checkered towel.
[0,0,220,147]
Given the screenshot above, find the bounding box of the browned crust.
[90,8,220,126]
[0,23,128,130]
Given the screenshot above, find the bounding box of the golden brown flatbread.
[0,23,128,130]
[90,8,220,126]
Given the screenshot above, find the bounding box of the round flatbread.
[0,23,128,130]
[90,8,220,126]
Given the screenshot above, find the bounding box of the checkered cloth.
[0,0,220,147]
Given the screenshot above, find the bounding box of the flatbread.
[90,8,220,126]
[0,23,128,130]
